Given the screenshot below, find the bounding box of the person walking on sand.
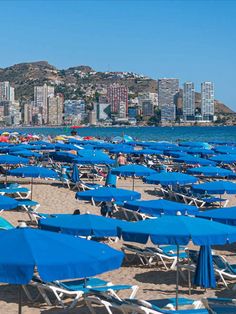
[117,153,126,167]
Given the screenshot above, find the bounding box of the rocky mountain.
[0,61,233,114]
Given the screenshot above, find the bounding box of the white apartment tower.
[34,84,54,124]
[0,81,15,101]
[201,82,214,121]
[183,82,195,120]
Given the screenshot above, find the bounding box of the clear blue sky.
[0,0,235,110]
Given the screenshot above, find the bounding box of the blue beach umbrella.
[11,150,42,158]
[187,166,235,178]
[112,165,157,190]
[74,156,115,165]
[39,213,131,237]
[76,187,141,203]
[194,245,216,288]
[197,207,236,226]
[213,146,236,154]
[0,155,29,165]
[0,195,18,211]
[0,227,124,313]
[179,142,211,148]
[186,148,214,155]
[124,199,198,216]
[105,170,117,187]
[118,215,236,308]
[174,155,216,166]
[132,149,163,155]
[192,181,236,195]
[110,146,136,154]
[144,172,198,186]
[210,154,236,164]
[71,163,80,183]
[49,151,78,163]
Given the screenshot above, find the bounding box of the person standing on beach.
[117,153,126,166]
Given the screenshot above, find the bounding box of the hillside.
[0,61,233,114]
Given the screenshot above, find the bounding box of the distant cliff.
[0,61,233,114]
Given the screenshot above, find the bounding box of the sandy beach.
[1,177,236,313]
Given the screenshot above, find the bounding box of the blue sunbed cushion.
[59,277,109,291]
[91,285,132,292]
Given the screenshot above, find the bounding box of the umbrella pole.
[188,250,191,295]
[31,177,33,200]
[132,175,134,191]
[18,285,22,314]
[176,244,179,310]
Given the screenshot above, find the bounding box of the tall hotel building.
[107,84,128,118]
[34,84,55,124]
[201,82,214,121]
[183,82,195,121]
[158,78,179,122]
[0,81,15,102]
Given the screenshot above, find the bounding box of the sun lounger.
[0,217,14,230]
[122,244,187,270]
[16,199,40,221]
[85,293,207,314]
[202,297,236,314]
[0,187,31,199]
[25,276,138,309]
[212,255,236,288]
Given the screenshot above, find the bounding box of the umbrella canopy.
[71,164,80,183]
[210,154,236,164]
[187,166,235,177]
[39,213,130,237]
[0,227,124,285]
[213,146,236,154]
[186,148,214,155]
[193,245,216,288]
[74,156,115,165]
[8,166,59,179]
[105,170,117,187]
[174,155,216,166]
[192,181,236,195]
[179,142,211,148]
[132,149,163,155]
[118,215,236,245]
[0,195,18,211]
[144,172,197,186]
[110,146,136,154]
[49,151,78,163]
[111,165,156,177]
[0,155,29,165]
[76,187,141,202]
[197,207,236,226]
[11,150,42,158]
[124,199,198,216]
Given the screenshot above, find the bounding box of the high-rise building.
[183,82,195,120]
[0,81,14,101]
[97,103,111,120]
[34,84,54,124]
[142,101,154,118]
[158,78,179,122]
[107,84,128,117]
[201,82,214,121]
[64,100,86,124]
[88,110,97,125]
[47,94,64,125]
[22,103,32,125]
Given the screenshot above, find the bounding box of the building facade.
[64,100,86,125]
[47,94,64,125]
[0,81,15,102]
[201,82,214,121]
[97,103,111,120]
[34,84,54,124]
[183,82,195,121]
[107,84,128,117]
[158,78,179,122]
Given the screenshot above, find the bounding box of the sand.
[0,176,236,313]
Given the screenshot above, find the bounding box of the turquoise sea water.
[3,126,236,142]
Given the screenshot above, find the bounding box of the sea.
[3,126,236,142]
